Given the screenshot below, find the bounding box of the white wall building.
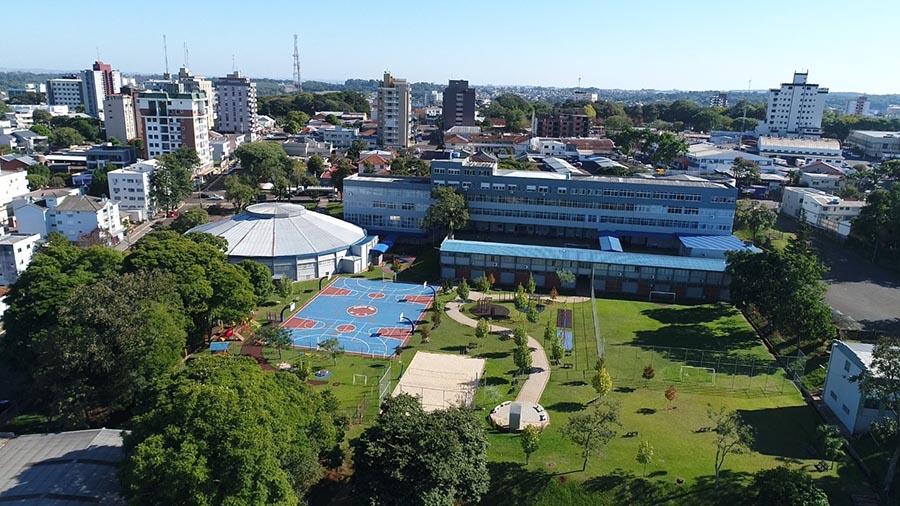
[108,159,157,221]
[823,341,890,434]
[762,72,828,138]
[757,136,843,165]
[0,170,30,226]
[137,87,213,172]
[46,77,84,108]
[574,90,598,102]
[800,172,842,192]
[846,96,871,117]
[683,143,774,174]
[103,94,137,143]
[177,67,215,124]
[80,61,122,120]
[323,126,359,150]
[13,191,124,243]
[376,72,412,148]
[781,187,865,237]
[214,71,258,141]
[0,233,40,285]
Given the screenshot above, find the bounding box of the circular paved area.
[347,305,378,317]
[335,324,356,333]
[367,292,386,299]
[489,401,550,431]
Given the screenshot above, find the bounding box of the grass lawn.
[474,297,870,505]
[734,224,795,252]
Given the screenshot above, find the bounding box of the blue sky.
[7,0,898,93]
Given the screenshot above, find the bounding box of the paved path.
[444,291,551,404]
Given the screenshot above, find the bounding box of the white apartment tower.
[46,77,84,109]
[846,96,871,117]
[376,72,412,148]
[763,71,828,138]
[177,67,216,124]
[214,71,258,141]
[103,95,137,142]
[137,84,213,172]
[80,61,122,120]
[108,159,157,220]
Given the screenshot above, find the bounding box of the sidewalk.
[444,291,550,404]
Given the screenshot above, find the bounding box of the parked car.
[208,194,225,200]
[168,211,179,218]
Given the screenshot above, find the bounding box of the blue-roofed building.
[440,239,732,301]
[343,174,431,239]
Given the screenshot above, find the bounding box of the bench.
[623,431,638,438]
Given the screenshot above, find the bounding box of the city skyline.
[7,0,900,94]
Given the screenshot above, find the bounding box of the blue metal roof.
[209,342,229,352]
[678,235,761,253]
[441,239,727,272]
[371,235,397,254]
[599,236,623,252]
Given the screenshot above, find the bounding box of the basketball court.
[282,277,434,358]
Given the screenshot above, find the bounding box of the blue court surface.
[282,278,434,358]
[557,329,574,351]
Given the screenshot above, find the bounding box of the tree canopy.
[734,200,776,243]
[352,394,489,506]
[150,150,196,214]
[234,142,293,186]
[170,207,209,234]
[423,186,469,236]
[748,467,828,506]
[122,355,344,506]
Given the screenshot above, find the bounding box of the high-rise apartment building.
[845,96,871,117]
[442,80,476,130]
[137,83,213,172]
[46,76,84,108]
[376,72,412,148]
[81,61,122,119]
[214,71,258,140]
[103,94,137,142]
[710,93,728,108]
[534,110,592,138]
[177,67,215,124]
[763,72,828,138]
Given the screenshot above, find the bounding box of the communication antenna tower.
[293,34,302,92]
[163,35,169,76]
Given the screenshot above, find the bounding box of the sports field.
[282,278,433,358]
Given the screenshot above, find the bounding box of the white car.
[208,194,225,200]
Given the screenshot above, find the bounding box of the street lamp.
[423,281,437,307]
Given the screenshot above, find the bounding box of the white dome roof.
[188,202,366,258]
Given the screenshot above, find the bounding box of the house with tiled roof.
[12,191,124,244]
[799,160,845,176]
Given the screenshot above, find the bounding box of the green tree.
[749,467,829,506]
[150,153,194,214]
[591,365,613,398]
[514,283,528,308]
[642,364,656,385]
[513,341,532,375]
[49,175,66,188]
[709,406,754,485]
[636,440,654,477]
[583,104,597,119]
[49,126,84,148]
[851,186,900,262]
[475,317,489,339]
[319,337,344,365]
[520,425,541,465]
[473,274,491,293]
[852,337,900,495]
[645,131,688,166]
[563,400,622,471]
[456,278,470,301]
[122,355,342,506]
[31,109,52,125]
[347,139,368,161]
[234,142,292,185]
[224,175,257,210]
[329,157,356,193]
[816,424,844,470]
[169,207,208,233]
[307,155,326,176]
[257,324,293,361]
[237,259,274,303]
[550,334,564,366]
[526,273,536,294]
[734,200,776,243]
[29,124,51,136]
[613,127,643,157]
[86,163,113,197]
[26,164,51,190]
[603,115,630,132]
[353,394,489,506]
[837,184,862,201]
[424,187,469,237]
[324,114,340,125]
[732,157,761,188]
[275,276,293,299]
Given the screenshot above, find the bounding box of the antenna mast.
[183,43,189,69]
[292,34,302,92]
[163,35,169,76]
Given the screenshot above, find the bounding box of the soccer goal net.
[352,374,368,386]
[679,366,716,385]
[649,291,676,304]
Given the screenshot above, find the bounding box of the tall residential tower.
[376,72,412,148]
[763,72,828,138]
[442,80,476,130]
[214,71,258,140]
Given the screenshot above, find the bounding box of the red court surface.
[367,292,386,299]
[321,286,352,296]
[347,305,378,317]
[283,318,321,329]
[377,327,412,339]
[336,324,356,333]
[404,295,434,305]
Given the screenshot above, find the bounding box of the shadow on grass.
[562,380,587,386]
[739,405,818,459]
[441,345,468,354]
[483,376,509,387]
[478,351,511,360]
[479,462,554,506]
[640,304,736,325]
[615,387,636,393]
[635,408,656,415]
[546,401,585,413]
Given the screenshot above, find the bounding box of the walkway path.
[444,291,551,404]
